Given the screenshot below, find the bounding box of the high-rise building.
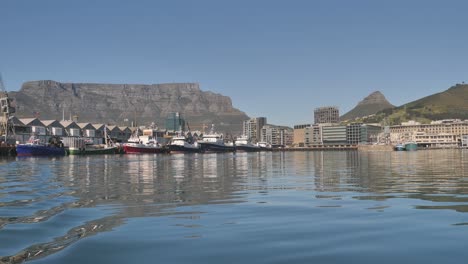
[314,106,339,124]
[261,124,293,147]
[293,124,311,147]
[243,117,267,142]
[165,112,185,132]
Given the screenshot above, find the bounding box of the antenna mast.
[0,73,16,142]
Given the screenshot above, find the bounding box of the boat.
[65,126,118,155]
[123,134,166,154]
[394,143,406,151]
[168,134,201,153]
[198,125,235,153]
[257,141,273,151]
[235,135,261,152]
[404,142,418,151]
[16,135,66,157]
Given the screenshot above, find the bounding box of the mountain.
[341,91,395,121]
[10,80,249,134]
[362,83,468,125]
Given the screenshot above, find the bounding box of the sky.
[1,0,468,126]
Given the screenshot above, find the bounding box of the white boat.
[257,141,272,151]
[198,125,235,153]
[168,134,201,153]
[123,133,166,154]
[235,135,261,152]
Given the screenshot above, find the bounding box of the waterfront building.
[304,124,324,146]
[390,119,468,147]
[119,127,132,141]
[107,125,124,142]
[261,124,293,147]
[20,118,46,136]
[346,123,382,145]
[59,121,81,137]
[293,124,311,147]
[92,124,106,139]
[77,123,96,138]
[314,106,339,124]
[322,125,347,145]
[165,112,185,132]
[243,117,267,142]
[346,123,361,145]
[41,120,65,136]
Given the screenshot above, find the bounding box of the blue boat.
[16,136,66,157]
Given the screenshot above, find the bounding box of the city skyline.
[2,0,468,126]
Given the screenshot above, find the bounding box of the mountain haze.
[10,80,249,134]
[341,91,395,121]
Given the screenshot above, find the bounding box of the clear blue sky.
[2,0,468,126]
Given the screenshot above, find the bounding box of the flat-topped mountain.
[341,91,395,121]
[10,80,249,134]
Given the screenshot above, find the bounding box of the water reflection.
[2,150,468,262]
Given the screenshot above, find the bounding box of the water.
[2,150,468,263]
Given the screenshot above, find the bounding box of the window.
[52,127,63,136]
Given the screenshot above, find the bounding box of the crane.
[0,73,16,142]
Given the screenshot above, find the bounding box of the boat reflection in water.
[3,150,468,263]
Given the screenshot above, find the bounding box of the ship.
[235,135,261,152]
[123,132,166,154]
[404,142,418,151]
[198,125,235,153]
[16,135,66,157]
[168,134,201,153]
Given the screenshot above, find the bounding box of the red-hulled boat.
[122,135,167,154]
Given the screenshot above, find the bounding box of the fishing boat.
[65,127,118,155]
[168,134,201,153]
[16,135,66,157]
[198,125,235,153]
[123,134,166,154]
[235,135,261,152]
[404,142,418,151]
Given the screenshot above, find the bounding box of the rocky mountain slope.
[341,91,395,121]
[10,80,249,134]
[361,83,468,125]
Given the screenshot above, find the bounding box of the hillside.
[10,80,249,134]
[361,84,468,125]
[341,91,394,121]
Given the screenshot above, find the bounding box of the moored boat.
[235,135,261,152]
[257,141,272,151]
[168,134,201,153]
[123,135,166,154]
[16,136,66,157]
[198,125,235,153]
[394,144,406,151]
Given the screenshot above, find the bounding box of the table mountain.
[10,80,249,134]
[341,91,395,121]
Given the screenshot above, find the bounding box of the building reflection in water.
[5,150,468,262]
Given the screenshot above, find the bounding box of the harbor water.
[2,150,468,263]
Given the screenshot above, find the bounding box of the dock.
[0,145,16,156]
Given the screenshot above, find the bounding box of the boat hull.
[235,145,262,152]
[68,147,118,155]
[168,144,201,154]
[123,144,167,154]
[16,144,66,157]
[199,142,235,153]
